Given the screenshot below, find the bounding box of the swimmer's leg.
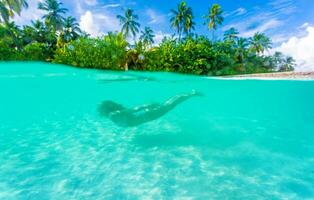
[111,91,202,126]
[130,90,203,115]
[164,90,202,109]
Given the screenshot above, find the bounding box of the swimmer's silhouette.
[98,90,202,127]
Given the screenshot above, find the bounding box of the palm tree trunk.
[124,62,129,71]
[212,30,215,41]
[133,35,137,45]
[178,25,181,42]
[178,30,181,42]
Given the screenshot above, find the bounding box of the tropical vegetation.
[0,0,296,75]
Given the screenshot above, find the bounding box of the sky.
[13,0,314,71]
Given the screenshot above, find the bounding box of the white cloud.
[146,9,166,25]
[79,11,102,37]
[225,7,247,17]
[275,25,314,71]
[102,4,121,9]
[224,16,283,38]
[79,10,120,37]
[234,8,247,16]
[84,0,97,6]
[13,0,44,25]
[224,0,296,41]
[299,23,309,30]
[74,1,85,15]
[95,12,120,32]
[154,31,172,45]
[241,19,283,37]
[271,34,288,44]
[268,0,296,15]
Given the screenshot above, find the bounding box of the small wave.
[43,73,68,77]
[0,74,36,78]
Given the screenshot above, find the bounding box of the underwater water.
[1,62,314,199]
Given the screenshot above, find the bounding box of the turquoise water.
[1,62,314,199]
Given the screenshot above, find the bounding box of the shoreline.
[222,71,314,80]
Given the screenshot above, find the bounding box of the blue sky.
[13,0,314,70]
[14,0,313,42]
[72,0,313,43]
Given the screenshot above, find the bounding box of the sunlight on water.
[1,62,314,199]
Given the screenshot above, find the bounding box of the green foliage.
[0,1,295,75]
[22,20,56,45]
[22,42,49,61]
[54,32,128,70]
[132,36,291,76]
[140,37,215,75]
[0,37,19,60]
[0,38,49,61]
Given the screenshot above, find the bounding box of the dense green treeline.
[0,0,295,75]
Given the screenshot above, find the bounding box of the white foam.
[207,77,314,81]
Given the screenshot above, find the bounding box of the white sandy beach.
[223,71,314,80]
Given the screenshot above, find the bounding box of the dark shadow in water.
[98,74,156,84]
[98,90,203,127]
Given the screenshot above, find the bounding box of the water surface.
[1,62,314,199]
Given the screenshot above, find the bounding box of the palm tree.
[183,5,194,36]
[170,1,194,41]
[2,21,23,47]
[3,21,20,37]
[0,0,28,23]
[38,0,68,31]
[273,51,283,66]
[0,0,28,48]
[249,32,272,54]
[22,20,44,44]
[224,27,239,42]
[280,56,295,72]
[31,20,46,33]
[272,52,295,71]
[235,38,249,72]
[204,4,224,40]
[32,19,56,45]
[139,27,155,48]
[0,2,10,23]
[140,27,155,46]
[117,8,140,42]
[170,2,184,41]
[62,16,81,42]
[183,3,195,36]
